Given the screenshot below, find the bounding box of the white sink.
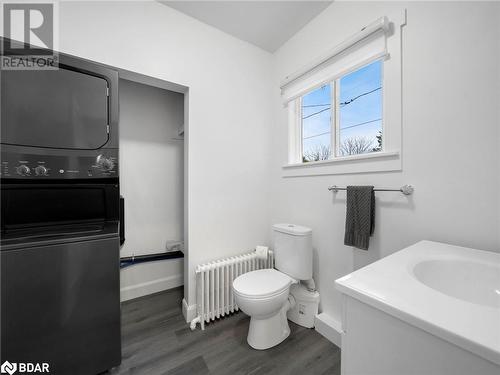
[335,241,500,367]
[413,259,500,308]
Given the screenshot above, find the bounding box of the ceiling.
[160,1,332,52]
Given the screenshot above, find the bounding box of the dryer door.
[1,67,109,150]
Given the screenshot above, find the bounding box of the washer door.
[1,236,121,374]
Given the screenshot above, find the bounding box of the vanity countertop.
[336,240,500,366]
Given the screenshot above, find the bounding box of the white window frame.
[283,12,406,177]
[294,56,385,162]
[333,79,340,158]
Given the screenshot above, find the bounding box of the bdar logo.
[0,361,17,375]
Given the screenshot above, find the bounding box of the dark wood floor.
[111,287,341,375]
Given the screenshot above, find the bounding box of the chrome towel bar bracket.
[328,184,414,195]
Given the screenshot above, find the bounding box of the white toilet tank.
[273,224,312,280]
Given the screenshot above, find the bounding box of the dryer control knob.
[17,165,30,176]
[96,155,114,171]
[34,165,48,176]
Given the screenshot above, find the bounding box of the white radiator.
[191,251,274,330]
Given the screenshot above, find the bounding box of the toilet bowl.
[233,268,296,350]
[233,223,313,350]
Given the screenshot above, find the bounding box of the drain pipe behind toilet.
[302,278,316,292]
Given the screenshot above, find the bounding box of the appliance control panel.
[1,150,119,179]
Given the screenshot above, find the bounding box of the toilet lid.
[233,269,293,298]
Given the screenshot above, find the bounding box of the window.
[299,60,383,163]
[282,15,404,176]
[301,85,332,162]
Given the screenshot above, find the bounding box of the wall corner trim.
[120,274,183,302]
[315,312,343,348]
[182,298,197,323]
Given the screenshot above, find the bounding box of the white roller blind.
[281,20,389,105]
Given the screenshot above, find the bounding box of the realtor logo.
[0,361,17,375]
[3,2,53,54]
[1,1,59,70]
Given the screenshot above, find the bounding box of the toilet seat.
[233,269,294,299]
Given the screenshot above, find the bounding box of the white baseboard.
[315,312,343,348]
[182,298,197,323]
[120,274,183,302]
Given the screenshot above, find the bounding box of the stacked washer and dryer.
[1,44,122,374]
[233,224,320,350]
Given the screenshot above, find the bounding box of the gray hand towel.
[344,186,375,250]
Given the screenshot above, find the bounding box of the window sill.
[284,151,399,168]
[282,150,401,177]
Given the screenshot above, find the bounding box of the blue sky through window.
[300,60,382,161]
[302,84,332,161]
[339,60,382,155]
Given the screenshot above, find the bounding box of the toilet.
[232,224,313,350]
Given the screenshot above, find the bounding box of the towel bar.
[328,184,414,195]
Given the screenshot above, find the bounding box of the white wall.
[271,1,500,327]
[24,0,499,326]
[497,10,500,246]
[58,1,273,310]
[119,79,184,301]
